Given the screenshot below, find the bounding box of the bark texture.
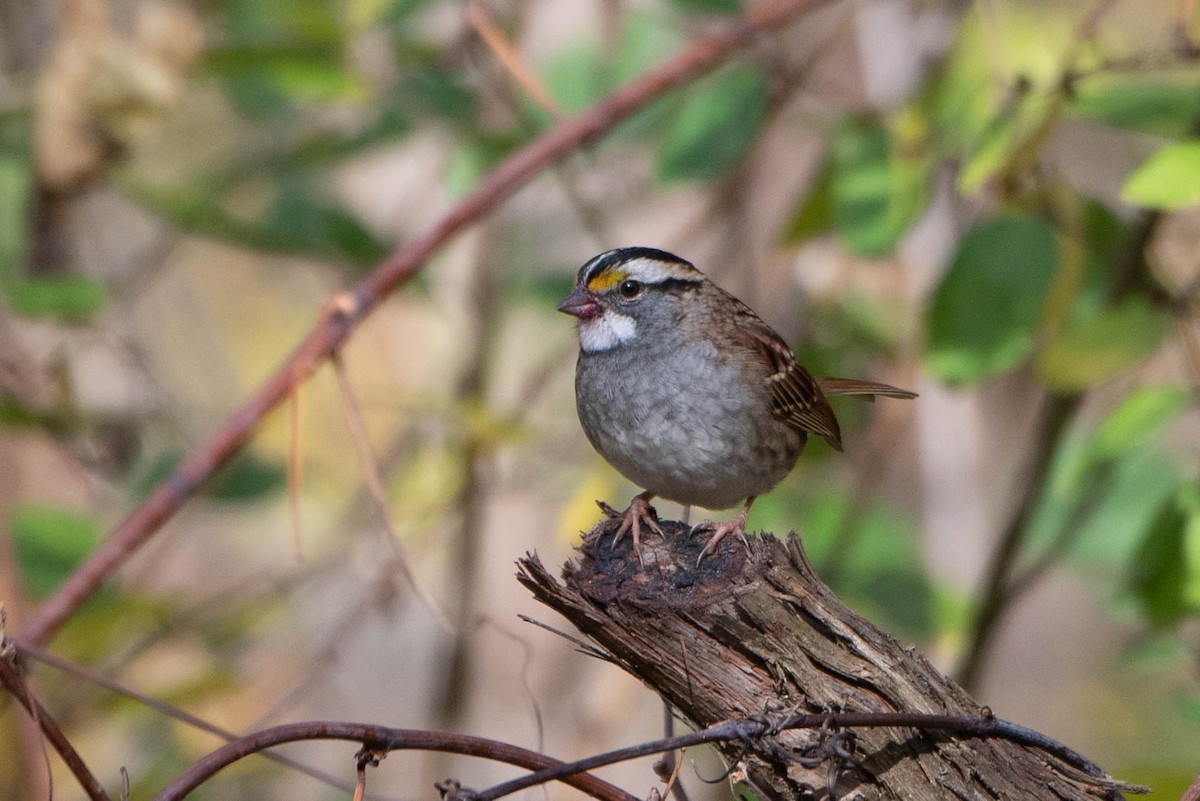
[518,518,1127,801]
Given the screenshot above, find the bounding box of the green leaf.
[6,277,107,321]
[1068,79,1200,138]
[443,133,523,197]
[545,44,609,115]
[956,109,1021,193]
[1090,386,1191,463]
[0,121,31,284]
[130,451,285,503]
[207,43,343,75]
[731,783,763,801]
[224,0,344,44]
[205,107,413,189]
[1122,140,1200,209]
[1130,494,1193,627]
[270,59,368,103]
[1032,440,1183,570]
[656,66,768,182]
[1035,296,1168,392]
[545,16,680,115]
[10,503,101,598]
[830,120,927,256]
[669,0,742,13]
[264,179,388,266]
[379,0,437,25]
[207,453,287,502]
[208,43,367,113]
[780,159,834,243]
[924,13,994,156]
[923,10,1060,194]
[925,216,1058,384]
[1183,487,1200,608]
[396,64,477,121]
[120,177,386,267]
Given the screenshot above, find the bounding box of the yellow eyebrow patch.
[587,268,627,292]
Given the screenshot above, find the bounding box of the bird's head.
[557,247,703,353]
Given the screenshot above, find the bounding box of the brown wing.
[728,297,844,451]
[815,377,918,401]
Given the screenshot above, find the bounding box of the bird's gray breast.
[575,338,803,509]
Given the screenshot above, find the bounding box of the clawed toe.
[602,492,663,565]
[691,506,752,565]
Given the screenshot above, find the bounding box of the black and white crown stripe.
[578,247,704,291]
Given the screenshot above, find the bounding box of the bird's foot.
[597,492,663,565]
[691,510,750,565]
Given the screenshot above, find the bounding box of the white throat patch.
[579,311,636,352]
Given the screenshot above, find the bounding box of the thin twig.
[20,0,828,647]
[516,613,614,662]
[151,722,639,801]
[468,13,613,250]
[661,743,687,801]
[654,701,690,801]
[466,0,561,117]
[1005,464,1113,599]
[478,617,546,753]
[0,656,111,801]
[150,710,1142,801]
[15,639,403,801]
[468,710,1143,801]
[332,351,458,634]
[288,385,306,562]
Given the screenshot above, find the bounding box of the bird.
[557,246,916,565]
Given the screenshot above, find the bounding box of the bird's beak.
[556,285,601,319]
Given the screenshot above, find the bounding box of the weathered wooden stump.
[518,518,1131,800]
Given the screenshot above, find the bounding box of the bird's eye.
[619,280,644,299]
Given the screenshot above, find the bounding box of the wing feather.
[815,377,917,401]
[728,297,844,451]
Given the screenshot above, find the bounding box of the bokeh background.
[2,0,1199,798]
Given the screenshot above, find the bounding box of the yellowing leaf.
[1122,141,1200,210]
[1036,297,1168,392]
[1090,386,1190,462]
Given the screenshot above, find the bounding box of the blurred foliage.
[129,450,287,503]
[657,65,769,181]
[926,215,1059,384]
[1122,140,1200,209]
[10,503,100,598]
[3,0,1200,798]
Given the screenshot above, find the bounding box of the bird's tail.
[816,377,917,402]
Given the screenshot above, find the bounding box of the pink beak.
[556,286,601,319]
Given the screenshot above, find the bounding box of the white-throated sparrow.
[558,247,915,564]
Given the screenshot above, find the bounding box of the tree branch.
[17,0,830,646]
[953,391,1082,691]
[518,523,1138,800]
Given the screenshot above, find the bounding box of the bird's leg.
[598,490,663,564]
[692,496,756,565]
